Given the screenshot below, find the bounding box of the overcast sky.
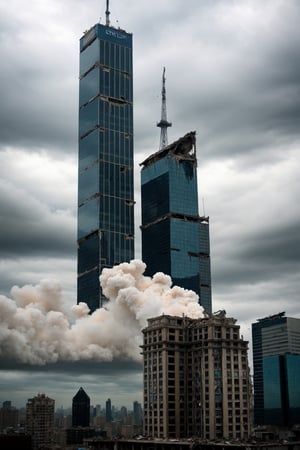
[0,0,299,410]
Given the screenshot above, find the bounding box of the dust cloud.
[0,260,203,365]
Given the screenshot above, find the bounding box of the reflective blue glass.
[79,68,99,105]
[285,354,300,424]
[263,353,300,426]
[263,356,284,425]
[79,99,99,137]
[80,39,100,76]
[141,153,211,313]
[252,316,300,427]
[78,164,99,205]
[79,131,99,171]
[78,233,99,274]
[77,21,134,311]
[78,198,99,239]
[77,269,100,313]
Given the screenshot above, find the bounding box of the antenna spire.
[157,67,172,149]
[105,0,110,26]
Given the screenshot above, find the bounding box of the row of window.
[79,128,133,171]
[80,36,132,76]
[80,66,132,106]
[79,97,133,137]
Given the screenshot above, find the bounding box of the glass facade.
[263,355,284,425]
[141,148,212,313]
[252,314,300,426]
[77,24,134,311]
[285,353,300,424]
[263,354,300,426]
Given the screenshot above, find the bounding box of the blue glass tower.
[77,16,134,311]
[252,313,300,426]
[140,132,212,313]
[263,354,300,426]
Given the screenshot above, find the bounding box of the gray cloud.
[0,361,143,409]
[0,178,76,258]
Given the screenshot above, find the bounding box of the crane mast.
[157,67,172,149]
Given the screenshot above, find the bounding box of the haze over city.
[0,0,299,409]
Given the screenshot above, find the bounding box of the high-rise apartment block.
[141,132,212,313]
[252,312,300,427]
[142,312,251,440]
[77,8,134,311]
[25,393,54,450]
[72,387,90,427]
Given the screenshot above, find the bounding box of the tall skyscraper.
[25,393,54,450]
[141,131,212,313]
[142,312,251,440]
[252,312,300,427]
[72,387,90,428]
[106,398,113,423]
[77,3,134,311]
[133,401,143,427]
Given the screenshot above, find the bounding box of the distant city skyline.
[2,395,142,412]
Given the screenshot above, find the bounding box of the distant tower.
[72,387,90,427]
[133,401,143,426]
[157,67,172,149]
[25,394,54,450]
[106,398,112,423]
[252,312,300,427]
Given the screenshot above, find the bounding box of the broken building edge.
[140,131,197,168]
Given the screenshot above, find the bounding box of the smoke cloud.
[0,260,203,365]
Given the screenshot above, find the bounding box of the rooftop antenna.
[105,0,110,27]
[157,67,172,149]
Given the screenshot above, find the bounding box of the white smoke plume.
[0,260,203,365]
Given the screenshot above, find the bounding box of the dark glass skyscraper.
[252,312,300,426]
[77,18,134,311]
[72,387,90,428]
[140,132,212,313]
[105,398,112,423]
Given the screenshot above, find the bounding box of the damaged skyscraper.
[140,132,211,313]
[77,4,134,311]
[141,70,212,313]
